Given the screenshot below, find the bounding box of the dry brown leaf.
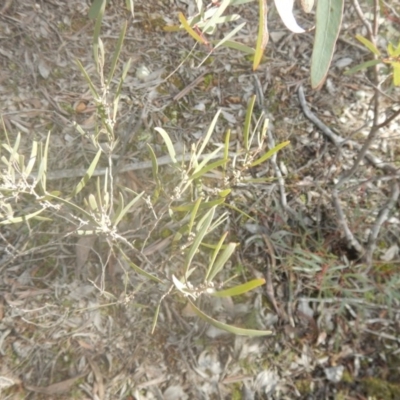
[75,101,87,113]
[76,339,95,350]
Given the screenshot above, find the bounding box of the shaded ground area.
[1,1,400,399]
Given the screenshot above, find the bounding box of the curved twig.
[297,86,399,178]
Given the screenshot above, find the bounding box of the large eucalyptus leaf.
[311,0,344,89]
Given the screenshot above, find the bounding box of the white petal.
[274,0,305,33]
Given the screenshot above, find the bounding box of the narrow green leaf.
[24,141,38,177]
[151,302,161,334]
[113,192,125,227]
[219,189,231,198]
[37,131,51,191]
[258,117,269,147]
[1,142,14,156]
[210,278,265,297]
[96,176,103,210]
[202,0,231,33]
[311,0,344,89]
[155,127,177,164]
[17,154,26,174]
[107,21,128,85]
[356,34,381,56]
[125,0,134,17]
[343,59,381,75]
[197,109,222,158]
[112,191,144,226]
[70,149,102,198]
[92,0,106,69]
[179,12,207,44]
[253,0,268,71]
[113,58,132,120]
[211,40,254,54]
[207,242,238,283]
[198,14,241,32]
[75,59,100,101]
[89,0,106,19]
[223,129,230,172]
[1,156,11,172]
[88,194,98,212]
[120,248,163,284]
[193,145,224,175]
[172,198,225,212]
[205,232,228,282]
[147,144,159,181]
[2,138,17,180]
[208,210,229,233]
[187,298,273,336]
[243,177,274,184]
[45,193,93,220]
[224,203,255,221]
[11,132,21,165]
[201,242,228,251]
[0,209,47,225]
[195,0,203,12]
[96,37,105,72]
[185,207,215,277]
[248,111,264,149]
[391,62,400,86]
[188,197,203,235]
[214,22,246,50]
[230,0,255,4]
[190,159,227,180]
[250,140,290,167]
[243,95,256,151]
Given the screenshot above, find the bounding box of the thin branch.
[297,86,343,146]
[335,0,383,189]
[335,125,380,189]
[373,0,380,37]
[352,0,373,38]
[298,85,399,258]
[332,188,365,255]
[365,180,400,266]
[376,107,400,129]
[297,86,398,176]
